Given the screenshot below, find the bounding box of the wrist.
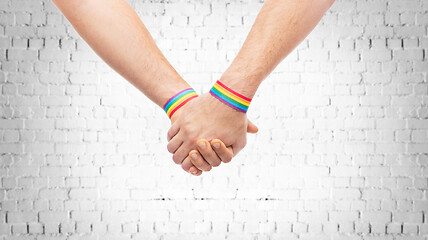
[170,99,191,124]
[164,88,198,120]
[158,80,192,107]
[209,80,252,114]
[219,71,261,99]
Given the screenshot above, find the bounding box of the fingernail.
[198,141,206,149]
[191,169,198,174]
[191,153,198,160]
[213,143,220,149]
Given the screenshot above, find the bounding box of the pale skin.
[169,0,336,171]
[53,0,335,175]
[52,0,258,176]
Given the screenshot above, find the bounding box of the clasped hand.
[167,93,258,176]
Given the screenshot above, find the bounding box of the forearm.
[220,0,335,98]
[52,0,190,107]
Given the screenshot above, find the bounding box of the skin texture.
[168,0,335,171]
[170,100,258,176]
[168,93,249,167]
[220,0,336,97]
[52,0,189,107]
[53,0,334,175]
[52,0,258,176]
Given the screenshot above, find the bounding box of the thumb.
[246,119,258,134]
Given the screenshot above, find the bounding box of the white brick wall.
[0,0,427,239]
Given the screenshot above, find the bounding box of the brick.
[393,212,423,223]
[0,13,14,25]
[37,26,67,37]
[39,49,70,61]
[71,211,101,222]
[0,119,23,129]
[362,50,391,61]
[10,0,43,11]
[71,96,100,106]
[28,223,43,234]
[361,96,390,106]
[394,49,423,61]
[40,96,70,106]
[362,189,391,200]
[69,189,98,200]
[345,119,375,128]
[70,73,98,84]
[362,211,391,223]
[44,222,59,234]
[332,73,361,85]
[11,223,27,234]
[39,211,68,222]
[40,166,69,177]
[332,189,361,199]
[0,143,23,154]
[408,120,428,129]
[9,166,39,177]
[364,26,393,37]
[7,49,38,60]
[39,189,68,200]
[25,119,55,129]
[360,167,390,177]
[7,212,37,223]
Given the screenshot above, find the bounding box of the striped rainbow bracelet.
[164,88,198,119]
[209,80,252,113]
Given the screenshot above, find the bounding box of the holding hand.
[167,91,257,175]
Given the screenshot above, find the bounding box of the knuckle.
[193,159,209,171]
[189,155,198,165]
[181,163,191,172]
[189,135,199,144]
[181,128,198,143]
[193,159,204,168]
[218,146,227,154]
[172,154,183,164]
[212,161,221,167]
[181,126,191,135]
[166,143,174,153]
[167,127,176,140]
[199,147,209,155]
[224,156,232,163]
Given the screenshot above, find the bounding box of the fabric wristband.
[209,80,252,113]
[163,88,198,119]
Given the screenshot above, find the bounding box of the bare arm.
[169,0,335,170]
[52,0,190,108]
[53,0,252,176]
[221,0,335,97]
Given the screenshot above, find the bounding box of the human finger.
[196,139,221,167]
[181,156,202,176]
[172,142,192,165]
[189,150,212,172]
[210,139,233,163]
[167,122,180,141]
[167,132,183,153]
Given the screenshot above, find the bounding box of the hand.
[169,99,234,176]
[186,138,235,175]
[167,93,258,175]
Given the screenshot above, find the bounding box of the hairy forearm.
[52,0,190,107]
[221,0,335,98]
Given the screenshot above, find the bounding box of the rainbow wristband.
[209,80,251,113]
[164,88,198,119]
